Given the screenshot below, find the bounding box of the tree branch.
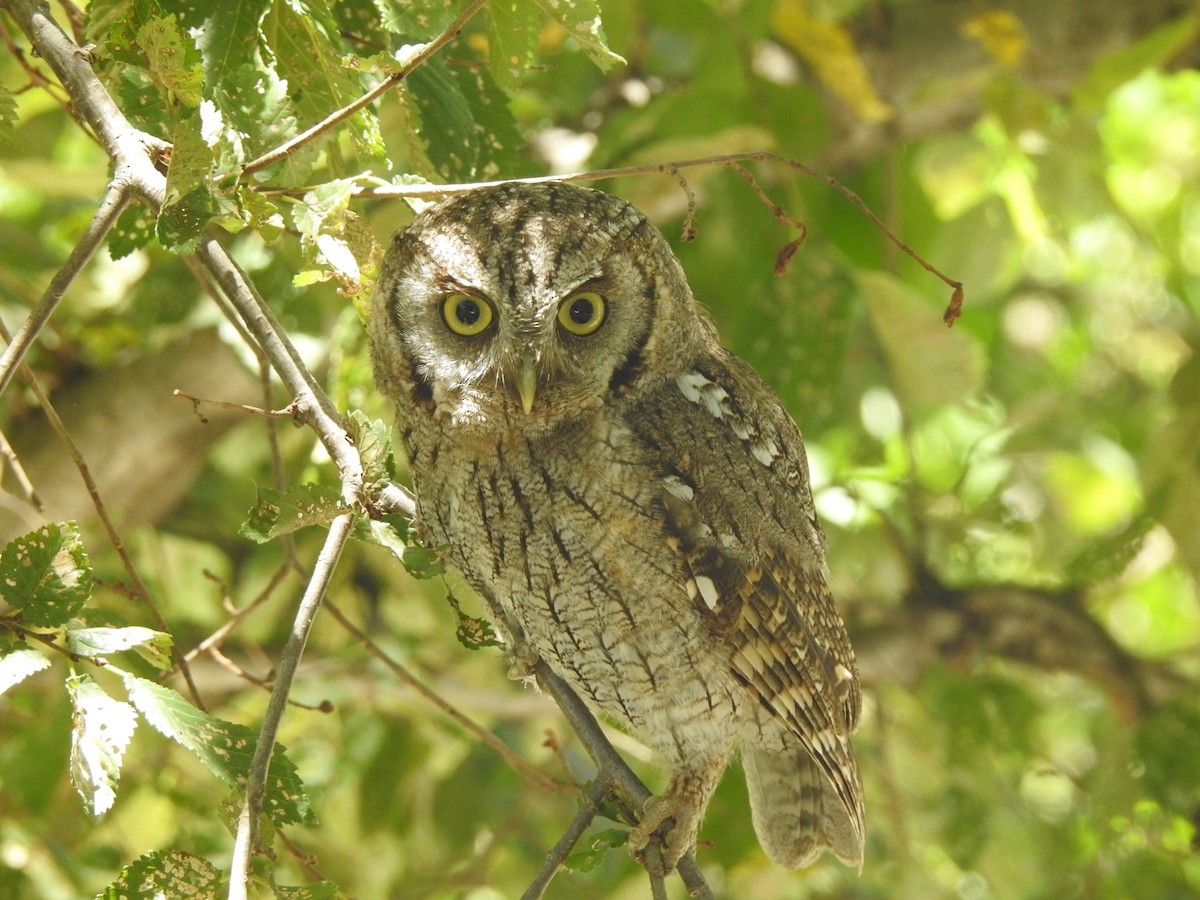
[228,510,357,900]
[240,0,491,178]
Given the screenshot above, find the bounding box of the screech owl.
[369,181,864,874]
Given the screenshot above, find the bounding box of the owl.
[369,182,864,874]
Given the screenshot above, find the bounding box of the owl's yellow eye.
[442,293,494,336]
[557,292,607,336]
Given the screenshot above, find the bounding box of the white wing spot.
[694,575,719,610]
[662,475,695,502]
[676,370,729,419]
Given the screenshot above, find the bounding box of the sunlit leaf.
[533,0,625,72]
[0,644,51,695]
[239,483,350,543]
[96,848,222,899]
[563,828,628,872]
[138,14,205,108]
[124,674,315,825]
[0,522,94,628]
[67,626,174,669]
[0,84,16,145]
[68,675,138,816]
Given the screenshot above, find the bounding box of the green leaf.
[109,204,157,258]
[533,0,625,73]
[406,58,481,179]
[0,84,16,145]
[274,883,342,900]
[372,0,457,38]
[292,178,358,248]
[156,185,218,252]
[96,848,222,899]
[138,14,205,108]
[445,591,501,651]
[239,482,350,543]
[1073,14,1200,112]
[0,522,94,627]
[352,517,443,579]
[66,626,174,669]
[68,675,139,816]
[486,0,544,90]
[164,110,213,204]
[0,644,51,695]
[347,410,397,486]
[563,828,628,872]
[123,674,316,825]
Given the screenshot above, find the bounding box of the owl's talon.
[505,641,540,681]
[629,793,701,876]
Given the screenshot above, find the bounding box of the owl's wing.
[624,349,864,864]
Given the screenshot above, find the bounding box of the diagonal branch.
[240,0,491,178]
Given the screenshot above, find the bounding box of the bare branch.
[240,0,491,178]
[0,183,130,399]
[522,775,610,900]
[0,426,43,512]
[228,510,357,900]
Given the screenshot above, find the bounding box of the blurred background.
[1,0,1198,897]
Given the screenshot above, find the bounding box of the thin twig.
[532,661,715,900]
[0,615,82,663]
[172,389,297,422]
[228,510,357,900]
[522,775,610,900]
[324,598,570,794]
[0,426,43,511]
[0,183,130,399]
[355,149,965,322]
[240,0,491,177]
[0,318,207,709]
[182,565,294,664]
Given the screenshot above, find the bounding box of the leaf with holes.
[123,674,315,825]
[0,644,51,695]
[96,848,222,899]
[563,828,628,872]
[68,675,139,816]
[533,0,624,73]
[0,522,94,628]
[67,626,174,670]
[239,483,350,543]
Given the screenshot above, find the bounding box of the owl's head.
[370,182,707,432]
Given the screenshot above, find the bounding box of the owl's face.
[371,183,703,432]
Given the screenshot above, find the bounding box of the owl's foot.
[505,640,540,682]
[629,790,703,875]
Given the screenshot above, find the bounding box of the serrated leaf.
[124,674,315,825]
[164,111,213,204]
[0,645,51,695]
[67,626,174,669]
[68,675,138,816]
[109,204,157,259]
[156,185,218,251]
[138,14,205,107]
[533,0,624,72]
[352,517,443,579]
[239,482,350,543]
[96,848,222,900]
[486,0,544,90]
[373,0,457,39]
[275,883,342,900]
[406,58,481,179]
[347,410,397,485]
[445,591,502,650]
[0,522,94,627]
[293,178,359,247]
[563,828,628,872]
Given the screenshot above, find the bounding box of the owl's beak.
[514,354,538,415]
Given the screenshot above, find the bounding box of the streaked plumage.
[369,182,864,873]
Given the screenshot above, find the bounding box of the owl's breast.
[407,413,745,751]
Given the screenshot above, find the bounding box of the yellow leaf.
[771,0,893,124]
[962,10,1028,68]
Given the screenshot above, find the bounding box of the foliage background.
[2,0,1199,897]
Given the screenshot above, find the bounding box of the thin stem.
[522,775,610,900]
[241,0,491,178]
[227,510,357,900]
[0,183,130,399]
[324,598,569,793]
[0,425,43,511]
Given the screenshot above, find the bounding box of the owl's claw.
[505,640,540,682]
[629,792,702,876]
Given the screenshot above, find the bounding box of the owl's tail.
[743,747,864,870]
